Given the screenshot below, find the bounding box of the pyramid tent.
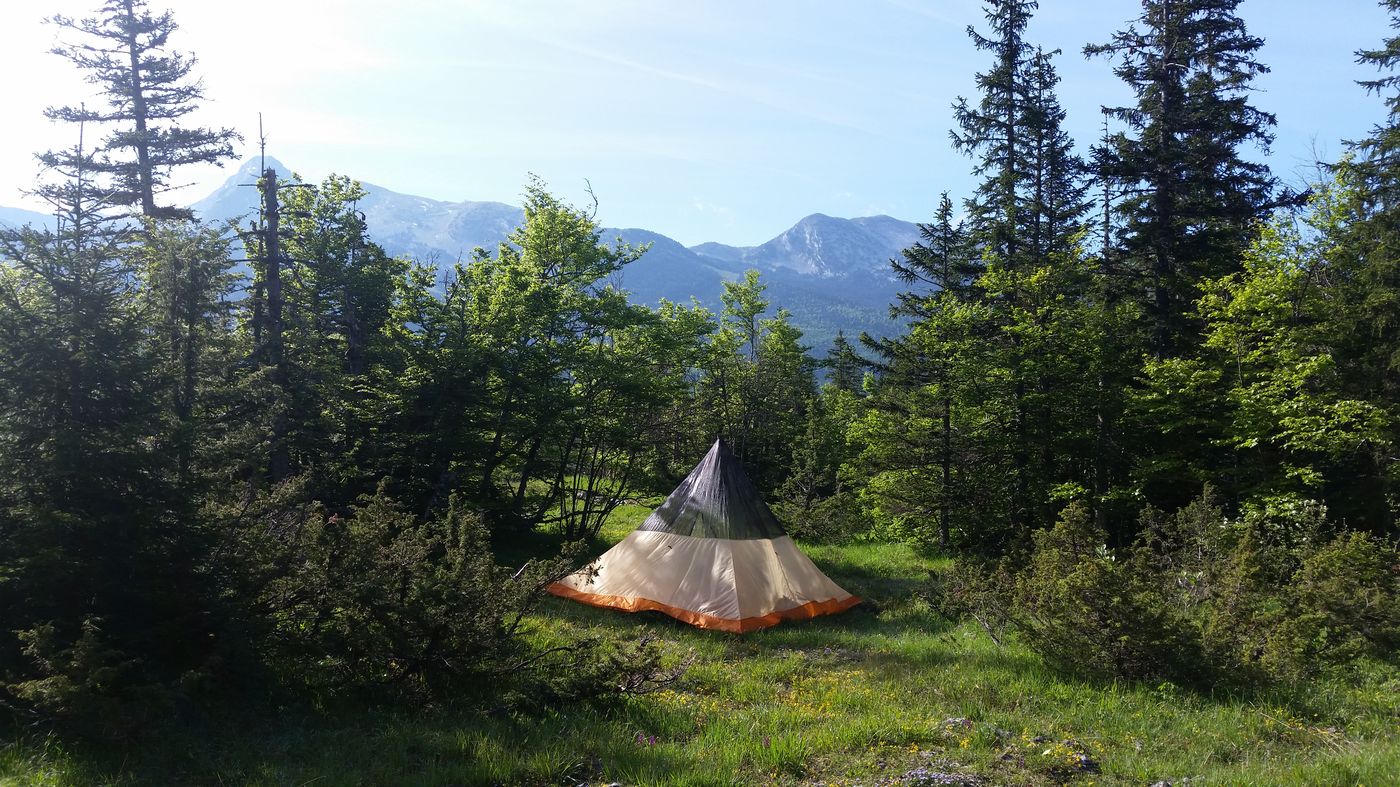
[548,438,859,632]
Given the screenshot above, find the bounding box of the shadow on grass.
[821,569,926,609]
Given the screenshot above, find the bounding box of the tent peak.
[638,436,783,540]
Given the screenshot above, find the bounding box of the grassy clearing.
[3,504,1397,785]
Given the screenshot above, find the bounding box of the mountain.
[691,212,917,279]
[193,157,526,263]
[11,158,921,349]
[0,205,53,230]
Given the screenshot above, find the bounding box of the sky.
[0,0,1393,246]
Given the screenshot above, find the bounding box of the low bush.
[1012,502,1201,682]
[253,487,575,702]
[1259,531,1400,681]
[934,492,1400,687]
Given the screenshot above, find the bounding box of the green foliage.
[240,173,409,499]
[1350,0,1400,207]
[695,269,817,494]
[11,0,1400,748]
[924,557,1017,645]
[997,489,1400,686]
[1257,532,1400,681]
[6,536,1396,786]
[0,149,222,734]
[254,487,575,702]
[1131,173,1399,528]
[1013,502,1200,681]
[1086,0,1278,354]
[6,619,172,739]
[1200,194,1393,495]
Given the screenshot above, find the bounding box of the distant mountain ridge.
[691,213,915,278]
[9,158,922,349]
[0,205,52,230]
[192,158,527,264]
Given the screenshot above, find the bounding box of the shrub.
[778,489,872,544]
[1258,531,1400,681]
[5,619,172,739]
[1013,502,1201,682]
[948,489,1398,687]
[255,486,578,703]
[925,557,1016,645]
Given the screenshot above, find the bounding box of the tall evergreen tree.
[884,194,976,547]
[1350,0,1400,210]
[823,331,865,394]
[1086,0,1278,356]
[1340,0,1400,410]
[860,1,1097,550]
[951,0,1038,266]
[0,134,217,717]
[45,0,240,219]
[861,194,986,548]
[1024,47,1091,259]
[137,220,236,481]
[892,193,980,311]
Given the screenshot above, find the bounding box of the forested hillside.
[1,0,1397,784]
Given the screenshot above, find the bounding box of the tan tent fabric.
[547,439,859,632]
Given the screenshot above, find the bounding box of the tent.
[547,438,859,632]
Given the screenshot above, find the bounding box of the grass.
[3,503,1397,785]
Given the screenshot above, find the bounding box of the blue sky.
[1,0,1392,245]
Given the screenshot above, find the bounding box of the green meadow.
[3,502,1395,786]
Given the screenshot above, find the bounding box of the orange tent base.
[546,582,861,633]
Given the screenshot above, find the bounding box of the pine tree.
[137,220,237,480]
[1340,0,1400,408]
[885,194,976,547]
[1086,0,1278,356]
[863,1,1097,549]
[823,331,865,393]
[862,194,981,548]
[45,0,240,219]
[240,174,408,497]
[892,192,979,312]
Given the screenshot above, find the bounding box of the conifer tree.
[1341,0,1400,406]
[137,221,236,480]
[0,133,217,717]
[892,193,979,311]
[1086,0,1278,356]
[45,0,240,219]
[951,0,1037,266]
[823,331,865,394]
[861,194,982,548]
[1024,48,1090,259]
[1350,0,1400,209]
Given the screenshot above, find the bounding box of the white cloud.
[691,198,731,216]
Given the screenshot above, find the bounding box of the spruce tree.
[45,0,240,219]
[892,192,979,312]
[862,194,981,548]
[1351,0,1400,209]
[823,331,865,393]
[951,0,1038,266]
[0,134,217,719]
[1086,0,1277,356]
[1024,47,1090,260]
[137,221,237,480]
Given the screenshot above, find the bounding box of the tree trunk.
[122,0,157,217]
